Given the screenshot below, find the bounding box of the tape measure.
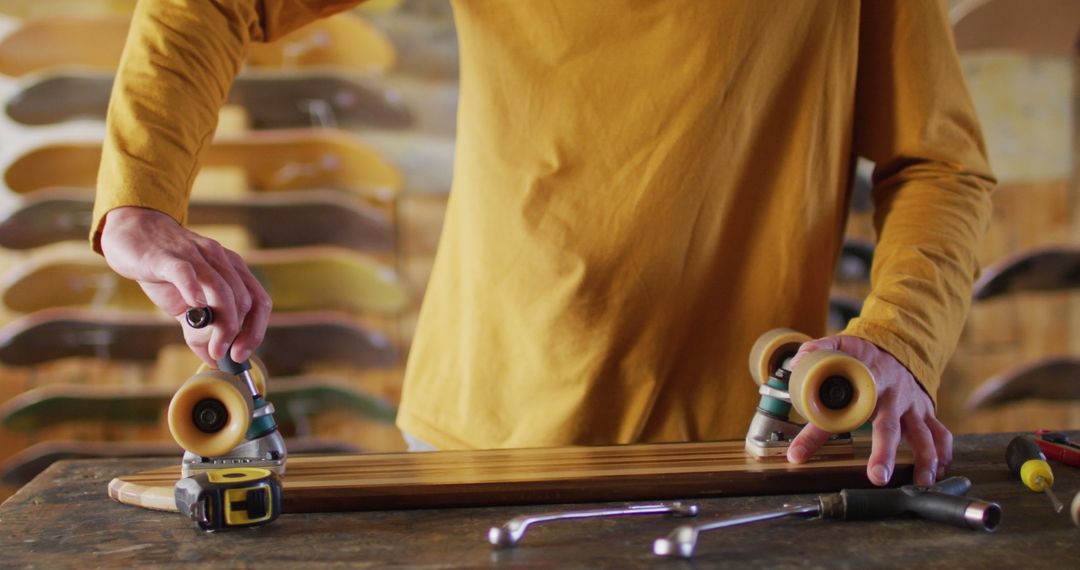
[175,467,282,531]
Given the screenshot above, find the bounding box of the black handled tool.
[1006,435,1064,513]
[653,477,1000,559]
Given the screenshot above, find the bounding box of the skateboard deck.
[0,246,408,315]
[972,247,1080,301]
[827,295,862,332]
[5,71,457,134]
[0,14,395,77]
[966,356,1080,410]
[3,438,360,487]
[108,440,914,513]
[4,129,401,198]
[0,308,396,374]
[836,239,873,283]
[0,188,395,251]
[0,378,397,433]
[952,0,1080,56]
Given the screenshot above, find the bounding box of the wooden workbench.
[0,432,1077,567]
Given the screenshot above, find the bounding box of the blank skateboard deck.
[4,129,401,198]
[3,438,360,487]
[0,188,395,251]
[966,356,1080,410]
[0,14,395,77]
[109,440,914,513]
[0,377,397,433]
[0,246,408,314]
[5,71,457,134]
[0,308,396,374]
[972,247,1080,301]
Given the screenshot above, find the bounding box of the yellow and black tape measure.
[175,467,282,531]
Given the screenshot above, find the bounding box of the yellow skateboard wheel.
[788,349,877,433]
[168,370,254,457]
[748,328,812,385]
[196,355,268,396]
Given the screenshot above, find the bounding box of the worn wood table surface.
[1,432,1077,568]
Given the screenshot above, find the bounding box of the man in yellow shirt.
[94,1,994,488]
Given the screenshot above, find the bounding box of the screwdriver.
[653,477,1000,559]
[1006,435,1064,513]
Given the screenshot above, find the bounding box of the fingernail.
[937,464,946,478]
[919,469,935,486]
[789,445,808,463]
[870,465,890,484]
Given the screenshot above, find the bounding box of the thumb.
[789,336,840,368]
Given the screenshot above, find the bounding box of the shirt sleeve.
[843,0,996,405]
[91,0,361,253]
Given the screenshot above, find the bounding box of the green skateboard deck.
[0,308,397,374]
[0,246,408,314]
[0,377,397,433]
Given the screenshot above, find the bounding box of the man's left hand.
[784,335,952,487]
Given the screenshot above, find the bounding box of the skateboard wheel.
[168,371,254,457]
[788,349,876,433]
[196,355,268,396]
[748,328,812,385]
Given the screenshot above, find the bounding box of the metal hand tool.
[1007,435,1064,513]
[488,502,699,548]
[654,477,1000,559]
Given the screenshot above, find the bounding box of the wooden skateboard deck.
[952,0,1080,56]
[0,188,395,251]
[3,438,360,487]
[5,70,457,134]
[4,129,401,198]
[972,247,1080,301]
[108,440,913,513]
[966,356,1080,410]
[0,378,396,433]
[0,14,395,77]
[0,246,408,315]
[0,308,396,374]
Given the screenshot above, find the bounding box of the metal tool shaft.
[489,502,698,548]
[653,504,819,559]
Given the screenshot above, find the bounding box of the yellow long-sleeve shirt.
[93,0,994,450]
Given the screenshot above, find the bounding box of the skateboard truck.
[172,308,287,479]
[743,329,878,460]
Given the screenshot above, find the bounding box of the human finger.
[787,424,833,464]
[927,416,954,478]
[901,413,938,486]
[867,407,901,486]
[229,258,272,363]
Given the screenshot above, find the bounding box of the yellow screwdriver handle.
[1019,460,1053,492]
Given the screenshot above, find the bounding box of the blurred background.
[0,0,1075,501]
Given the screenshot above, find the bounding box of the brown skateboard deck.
[0,246,408,315]
[966,356,1080,410]
[4,129,402,198]
[0,188,394,251]
[0,308,396,374]
[972,247,1080,301]
[0,13,395,77]
[0,377,397,433]
[952,0,1080,56]
[108,440,914,513]
[5,70,457,134]
[3,438,360,487]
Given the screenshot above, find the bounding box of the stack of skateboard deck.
[0,0,459,495]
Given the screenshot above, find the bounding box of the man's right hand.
[99,206,272,365]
